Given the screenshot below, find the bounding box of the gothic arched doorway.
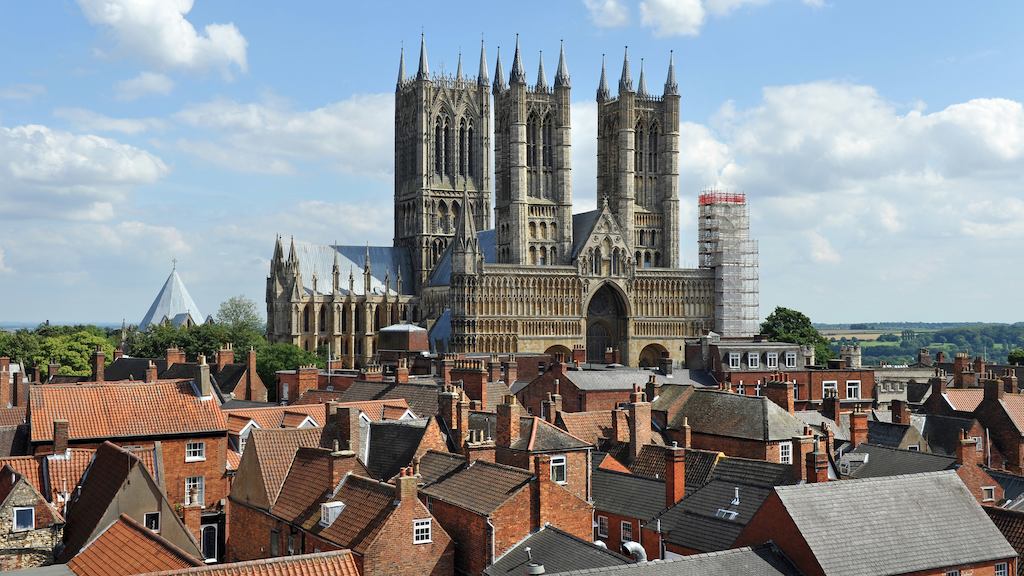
[638,343,669,368]
[586,283,627,364]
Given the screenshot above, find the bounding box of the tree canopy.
[255,343,323,401]
[216,295,265,352]
[760,306,833,363]
[1010,348,1024,366]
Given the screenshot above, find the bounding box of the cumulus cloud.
[0,123,168,220]
[583,0,630,27]
[640,0,705,37]
[77,0,247,75]
[175,93,394,177]
[54,108,167,135]
[806,230,840,264]
[116,71,174,100]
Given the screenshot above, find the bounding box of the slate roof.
[866,420,913,449]
[986,507,1024,576]
[650,457,795,552]
[658,388,807,441]
[67,514,202,576]
[922,414,977,456]
[542,544,801,575]
[246,428,325,507]
[562,368,670,391]
[416,450,467,487]
[774,471,1016,576]
[421,459,533,516]
[629,445,722,492]
[841,443,955,479]
[338,380,440,418]
[290,241,412,296]
[291,389,348,405]
[102,358,169,382]
[139,269,205,329]
[794,410,850,442]
[364,418,430,480]
[570,210,601,258]
[427,229,497,287]
[485,525,630,575]
[211,363,247,395]
[988,468,1024,502]
[30,380,226,443]
[470,412,591,452]
[592,468,666,521]
[136,550,361,576]
[321,399,410,421]
[270,447,367,530]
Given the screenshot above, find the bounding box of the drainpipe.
[986,427,991,468]
[487,517,496,566]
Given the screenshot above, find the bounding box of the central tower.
[394,35,492,289]
[493,38,573,266]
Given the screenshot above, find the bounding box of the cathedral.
[267,36,758,368]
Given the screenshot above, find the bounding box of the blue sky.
[1,0,1022,325]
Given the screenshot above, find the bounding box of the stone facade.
[266,37,757,368]
[0,478,61,571]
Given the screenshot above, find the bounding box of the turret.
[637,58,648,97]
[363,245,372,294]
[493,47,505,93]
[397,44,406,86]
[416,33,429,80]
[554,40,570,89]
[535,51,547,89]
[478,39,489,86]
[452,188,479,274]
[618,46,633,94]
[332,247,340,293]
[664,50,679,96]
[597,54,609,101]
[455,51,464,83]
[510,35,526,85]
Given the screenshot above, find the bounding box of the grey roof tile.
[364,418,428,480]
[485,525,630,575]
[592,469,666,521]
[842,443,954,479]
[421,459,533,516]
[546,544,801,575]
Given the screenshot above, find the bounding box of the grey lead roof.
[666,389,808,441]
[564,368,669,391]
[485,525,630,575]
[774,471,1016,576]
[546,544,801,575]
[139,269,205,329]
[841,443,954,479]
[592,469,667,521]
[427,229,497,287]
[291,241,412,296]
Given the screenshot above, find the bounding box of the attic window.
[13,507,34,532]
[983,486,996,502]
[320,501,345,527]
[728,353,741,369]
[413,518,432,544]
[785,352,797,368]
[144,512,161,533]
[714,508,739,521]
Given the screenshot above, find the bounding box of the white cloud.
[705,0,771,17]
[806,230,840,264]
[175,93,394,177]
[803,0,826,7]
[54,108,167,135]
[571,101,599,213]
[77,0,247,75]
[640,0,706,37]
[116,71,174,100]
[0,84,46,101]
[0,123,168,220]
[0,247,11,274]
[583,0,630,27]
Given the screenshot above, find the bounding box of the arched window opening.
[318,306,326,332]
[540,222,548,239]
[434,119,444,175]
[529,246,537,265]
[593,248,602,275]
[526,115,538,168]
[444,120,452,176]
[635,123,645,172]
[542,115,553,168]
[529,222,537,239]
[303,307,310,332]
[644,251,652,268]
[459,120,467,176]
[539,247,547,266]
[467,125,474,176]
[649,125,658,172]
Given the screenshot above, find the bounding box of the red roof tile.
[1000,395,1024,435]
[316,474,398,554]
[0,455,42,493]
[944,389,984,412]
[223,404,326,431]
[135,550,359,576]
[270,447,367,529]
[557,410,625,446]
[68,514,202,576]
[0,406,27,427]
[30,380,226,443]
[247,428,324,507]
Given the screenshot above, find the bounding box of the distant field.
[821,328,939,342]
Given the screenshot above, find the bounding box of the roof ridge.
[138,549,355,575]
[468,458,535,478]
[541,523,634,560]
[777,468,958,491]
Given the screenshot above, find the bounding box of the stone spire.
[493,46,505,92]
[619,46,633,93]
[332,246,340,291]
[478,39,489,86]
[664,50,679,96]
[535,51,547,89]
[397,44,406,85]
[455,51,464,82]
[637,58,648,97]
[416,33,429,80]
[364,244,371,273]
[272,234,284,267]
[554,40,570,88]
[510,34,526,85]
[597,53,609,101]
[457,188,476,245]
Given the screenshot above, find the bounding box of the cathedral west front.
[267,36,759,368]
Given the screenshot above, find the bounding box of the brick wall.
[515,368,633,416]
[499,449,590,502]
[161,436,230,509]
[363,495,454,576]
[673,431,775,462]
[723,369,876,410]
[423,497,493,575]
[595,510,642,557]
[225,499,280,562]
[976,397,1024,473]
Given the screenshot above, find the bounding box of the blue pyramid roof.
[139,269,205,330]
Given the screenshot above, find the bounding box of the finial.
[554,39,570,88]
[664,49,679,96]
[493,46,505,92]
[478,37,489,85]
[171,256,177,271]
[619,46,633,93]
[510,34,525,85]
[416,32,429,80]
[535,51,547,88]
[364,243,371,271]
[456,50,464,81]
[637,58,648,96]
[597,53,609,101]
[397,42,406,86]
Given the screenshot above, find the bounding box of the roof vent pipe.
[526,563,546,575]
[621,540,647,562]
[731,487,741,506]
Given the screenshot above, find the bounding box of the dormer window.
[715,508,739,520]
[785,352,797,368]
[747,353,759,369]
[320,501,345,527]
[728,353,741,369]
[766,353,779,369]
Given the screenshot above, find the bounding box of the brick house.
[736,471,1017,576]
[513,358,672,416]
[57,442,203,564]
[974,379,1024,474]
[66,514,203,575]
[0,464,63,570]
[421,455,593,575]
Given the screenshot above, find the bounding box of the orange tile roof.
[597,454,632,474]
[0,455,42,493]
[0,406,27,427]
[227,414,255,435]
[226,449,241,472]
[1000,395,1024,434]
[557,410,625,446]
[316,475,398,554]
[270,447,367,529]
[944,389,984,412]
[68,514,202,576]
[30,380,227,443]
[0,464,62,526]
[135,550,359,576]
[248,428,324,507]
[223,404,327,431]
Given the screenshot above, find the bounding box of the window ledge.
[185,456,206,463]
[414,539,433,545]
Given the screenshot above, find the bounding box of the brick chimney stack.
[571,345,586,365]
[166,347,185,367]
[196,355,212,397]
[645,374,660,403]
[0,357,9,409]
[47,360,60,382]
[53,419,69,454]
[246,346,258,398]
[628,385,651,464]
[395,357,410,384]
[823,392,841,422]
[216,343,234,372]
[849,408,868,449]
[665,444,686,507]
[487,355,502,383]
[891,399,911,425]
[496,394,521,449]
[396,466,418,502]
[765,379,794,415]
[90,345,105,383]
[681,416,692,448]
[542,390,562,424]
[806,447,829,483]
[955,429,975,467]
[984,376,1004,403]
[114,346,124,360]
[145,361,158,383]
[533,455,553,527]
[791,428,815,483]
[502,358,518,385]
[331,404,362,454]
[1002,369,1019,394]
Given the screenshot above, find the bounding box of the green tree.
[1010,348,1024,366]
[215,295,265,353]
[760,306,833,363]
[255,343,323,401]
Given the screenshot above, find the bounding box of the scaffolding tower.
[698,190,759,337]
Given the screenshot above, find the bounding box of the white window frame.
[766,353,779,369]
[715,508,739,520]
[845,380,861,400]
[728,353,741,369]
[597,515,608,538]
[996,562,1008,576]
[620,520,633,542]
[550,455,567,484]
[785,352,797,368]
[754,382,762,397]
[971,436,983,453]
[185,476,205,507]
[822,380,838,398]
[907,444,920,451]
[945,571,960,576]
[144,511,161,533]
[793,381,800,401]
[736,382,745,395]
[779,441,793,465]
[983,486,997,502]
[12,507,34,532]
[413,518,432,544]
[747,352,760,369]
[185,441,206,462]
[201,523,218,563]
